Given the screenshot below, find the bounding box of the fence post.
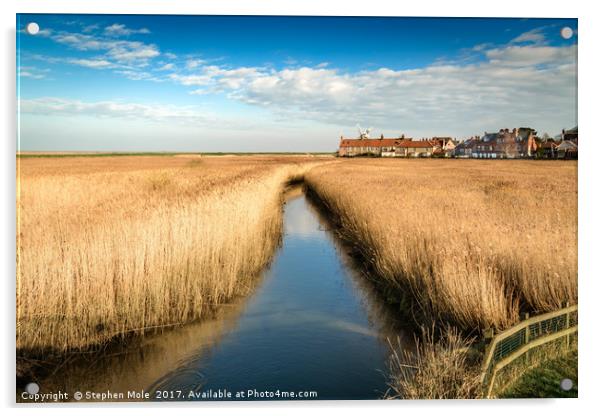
[522,312,530,364]
[484,327,495,341]
[481,327,495,397]
[522,313,530,343]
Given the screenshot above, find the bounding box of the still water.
[36,188,409,401]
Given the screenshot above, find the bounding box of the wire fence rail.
[480,303,578,398]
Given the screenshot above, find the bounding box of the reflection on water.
[32,188,411,401]
[29,299,252,398]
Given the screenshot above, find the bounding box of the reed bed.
[17,155,319,352]
[305,159,577,332]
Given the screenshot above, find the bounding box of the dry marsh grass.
[305,159,577,332]
[17,154,577,401]
[386,326,482,399]
[17,155,321,352]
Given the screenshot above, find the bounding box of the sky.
[16,14,578,152]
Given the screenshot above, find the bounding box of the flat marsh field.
[17,155,323,352]
[17,156,577,355]
[306,159,577,332]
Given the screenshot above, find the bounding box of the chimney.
[380,134,384,139]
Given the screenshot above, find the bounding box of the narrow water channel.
[32,187,410,401]
[149,187,408,400]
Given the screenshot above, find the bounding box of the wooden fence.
[480,304,578,398]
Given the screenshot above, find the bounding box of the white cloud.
[114,70,163,82]
[107,45,159,62]
[104,23,151,36]
[170,65,264,92]
[82,24,99,33]
[22,24,578,139]
[511,28,546,45]
[486,44,576,66]
[185,59,206,70]
[472,43,492,52]
[158,63,174,71]
[19,66,50,79]
[167,42,577,137]
[52,31,160,66]
[20,71,45,79]
[20,97,213,125]
[68,58,114,69]
[21,27,52,37]
[36,28,53,37]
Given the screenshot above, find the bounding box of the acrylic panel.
[16,14,578,403]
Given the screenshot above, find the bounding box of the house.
[399,140,436,157]
[538,140,559,159]
[338,135,437,157]
[338,136,413,157]
[338,138,385,157]
[338,127,541,159]
[496,129,521,158]
[472,140,499,158]
[479,127,538,158]
[431,137,456,157]
[562,126,578,143]
[515,127,538,157]
[454,137,479,158]
[556,140,578,159]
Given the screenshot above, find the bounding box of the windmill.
[356,124,372,139]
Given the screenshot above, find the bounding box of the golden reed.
[17,155,319,351]
[305,159,577,332]
[17,155,576,355]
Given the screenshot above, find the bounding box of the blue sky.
[17,14,577,151]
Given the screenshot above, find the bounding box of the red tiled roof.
[339,138,408,148]
[339,138,435,148]
[406,141,436,148]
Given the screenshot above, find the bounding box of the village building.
[338,137,407,157]
[515,127,539,157]
[401,140,436,157]
[556,140,578,159]
[338,135,436,158]
[453,137,479,158]
[561,126,578,143]
[453,142,467,158]
[431,137,457,157]
[337,126,558,159]
[494,128,521,158]
[472,140,498,158]
[538,140,559,159]
[470,128,538,158]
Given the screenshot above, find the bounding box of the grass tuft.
[386,326,482,399]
